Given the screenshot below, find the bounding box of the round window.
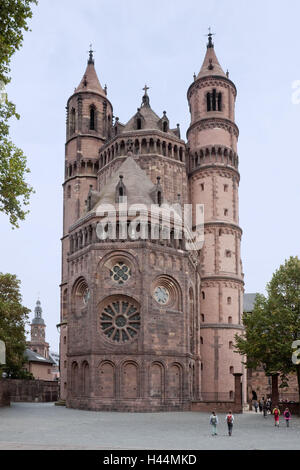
[110,262,131,285]
[100,298,140,343]
[153,286,170,305]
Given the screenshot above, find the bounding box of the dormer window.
[115,175,126,203]
[163,121,168,132]
[137,118,142,130]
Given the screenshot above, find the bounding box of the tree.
[0,0,37,228]
[235,256,300,411]
[0,273,31,378]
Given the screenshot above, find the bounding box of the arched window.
[163,121,168,132]
[212,89,217,111]
[218,92,222,111]
[157,190,162,206]
[70,108,76,134]
[137,118,142,130]
[90,107,95,130]
[206,93,211,112]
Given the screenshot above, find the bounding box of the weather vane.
[205,27,215,47]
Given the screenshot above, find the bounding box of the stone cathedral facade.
[59,35,246,411]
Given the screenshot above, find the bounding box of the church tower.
[187,33,245,400]
[59,48,113,400]
[30,299,49,359]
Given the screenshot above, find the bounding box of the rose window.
[100,298,140,343]
[110,262,131,285]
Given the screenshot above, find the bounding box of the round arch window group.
[99,297,140,343]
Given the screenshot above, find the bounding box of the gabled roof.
[94,156,160,208]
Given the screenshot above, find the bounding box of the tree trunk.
[271,373,279,406]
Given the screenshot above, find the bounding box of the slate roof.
[24,348,55,365]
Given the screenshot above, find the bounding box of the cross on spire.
[88,43,95,64]
[143,84,149,95]
[205,27,215,48]
[141,84,150,107]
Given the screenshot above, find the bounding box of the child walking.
[283,408,291,427]
[209,411,218,435]
[225,410,234,436]
[272,406,280,427]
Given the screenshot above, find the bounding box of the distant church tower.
[30,299,49,359]
[187,32,245,399]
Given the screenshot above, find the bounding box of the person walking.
[272,405,281,427]
[263,400,268,418]
[209,411,218,436]
[253,400,259,413]
[225,410,234,436]
[283,408,291,427]
[259,398,263,413]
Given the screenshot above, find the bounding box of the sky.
[1,0,300,352]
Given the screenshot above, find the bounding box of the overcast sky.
[1,0,299,352]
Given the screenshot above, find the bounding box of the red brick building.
[59,35,246,411]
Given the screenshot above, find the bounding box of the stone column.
[233,372,243,413]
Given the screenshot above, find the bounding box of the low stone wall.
[5,379,59,403]
[0,380,11,407]
[191,401,243,414]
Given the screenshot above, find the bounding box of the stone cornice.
[63,174,97,185]
[67,90,113,110]
[200,275,244,285]
[202,221,242,235]
[187,75,237,99]
[66,133,106,146]
[189,164,240,180]
[187,117,239,138]
[200,323,244,330]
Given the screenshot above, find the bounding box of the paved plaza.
[0,402,300,450]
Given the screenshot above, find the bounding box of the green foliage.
[0,272,30,377]
[235,256,300,397]
[0,0,37,228]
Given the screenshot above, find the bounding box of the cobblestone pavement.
[0,403,300,450]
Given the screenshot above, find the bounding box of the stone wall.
[0,380,10,407]
[5,379,59,402]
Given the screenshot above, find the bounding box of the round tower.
[187,33,245,401]
[59,48,113,401]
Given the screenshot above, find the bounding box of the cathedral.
[59,33,246,411]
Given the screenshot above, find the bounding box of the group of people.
[209,411,234,436]
[209,402,292,436]
[252,396,292,427]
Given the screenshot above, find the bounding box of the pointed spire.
[75,46,106,97]
[196,31,226,79]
